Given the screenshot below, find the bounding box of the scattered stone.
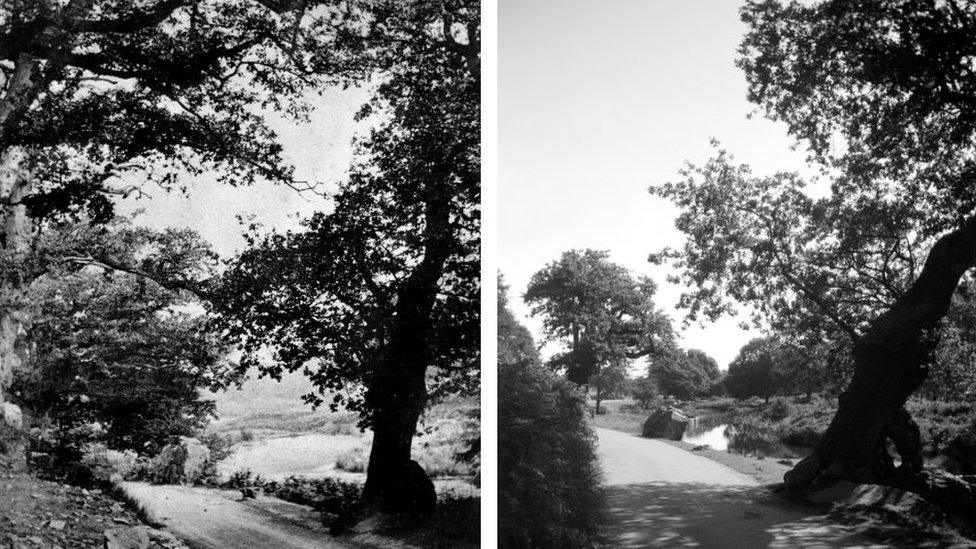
[641,406,689,441]
[47,519,66,530]
[104,526,150,549]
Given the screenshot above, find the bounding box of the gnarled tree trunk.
[784,215,976,531]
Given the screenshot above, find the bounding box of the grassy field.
[204,371,479,481]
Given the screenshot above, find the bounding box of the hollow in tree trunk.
[783,215,976,532]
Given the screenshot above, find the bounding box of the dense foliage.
[922,283,976,401]
[12,219,233,455]
[723,338,796,403]
[648,347,721,400]
[0,0,340,222]
[498,279,602,548]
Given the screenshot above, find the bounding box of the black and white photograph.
[5,0,976,548]
[0,1,481,548]
[499,0,976,548]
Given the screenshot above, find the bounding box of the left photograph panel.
[0,1,481,547]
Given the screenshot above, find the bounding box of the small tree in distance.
[525,249,673,411]
[724,338,792,403]
[648,347,721,400]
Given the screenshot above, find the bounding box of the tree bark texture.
[0,148,30,408]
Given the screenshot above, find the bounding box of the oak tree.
[210,0,480,515]
[655,0,976,524]
[525,249,672,413]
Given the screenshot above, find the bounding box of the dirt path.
[119,482,356,549]
[596,428,889,548]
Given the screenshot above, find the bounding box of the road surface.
[596,428,887,548]
[120,482,357,549]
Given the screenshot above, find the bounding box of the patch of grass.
[589,410,647,434]
[333,415,478,478]
[211,409,361,437]
[334,445,367,473]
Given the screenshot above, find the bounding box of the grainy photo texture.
[0,1,480,547]
[500,1,976,547]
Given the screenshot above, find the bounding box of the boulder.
[150,437,210,485]
[388,459,437,517]
[641,406,689,441]
[104,526,150,549]
[943,429,976,475]
[3,402,22,429]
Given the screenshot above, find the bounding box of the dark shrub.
[765,399,791,422]
[498,279,603,548]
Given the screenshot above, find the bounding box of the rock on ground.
[104,526,150,549]
[641,406,689,441]
[3,402,22,429]
[150,438,210,485]
[944,428,976,475]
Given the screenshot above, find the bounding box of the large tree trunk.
[347,192,452,528]
[784,215,976,530]
[0,54,40,415]
[0,148,30,408]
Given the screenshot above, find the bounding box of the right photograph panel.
[498,1,976,547]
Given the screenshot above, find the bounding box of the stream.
[681,415,810,459]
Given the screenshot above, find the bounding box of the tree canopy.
[12,218,232,454]
[724,337,795,402]
[0,0,347,222]
[648,347,720,400]
[525,249,672,385]
[652,0,976,362]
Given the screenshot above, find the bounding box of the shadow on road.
[602,482,888,548]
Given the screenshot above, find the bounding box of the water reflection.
[682,416,809,459]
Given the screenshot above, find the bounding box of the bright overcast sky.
[499,0,814,369]
[115,86,370,258]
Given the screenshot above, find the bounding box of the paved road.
[596,428,887,548]
[120,482,355,549]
